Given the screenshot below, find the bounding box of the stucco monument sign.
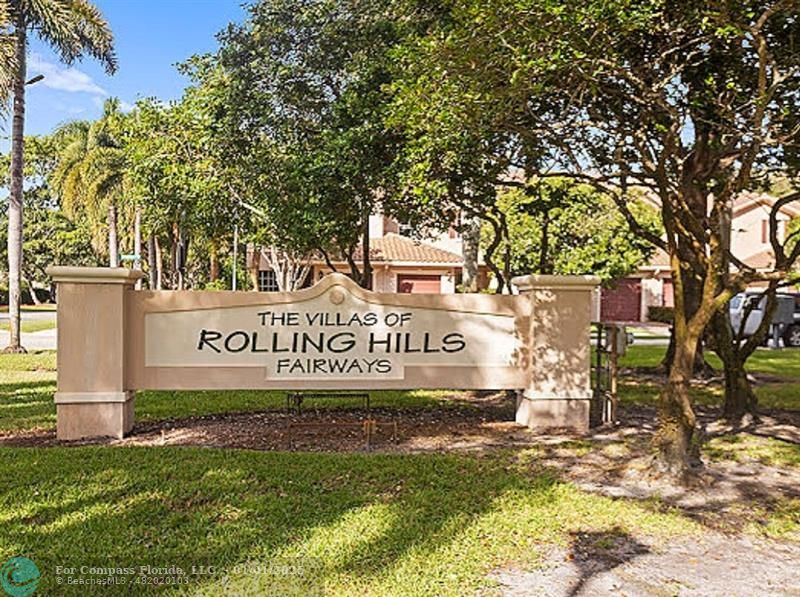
[47,266,599,440]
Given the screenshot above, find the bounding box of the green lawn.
[0,447,698,596]
[0,319,57,333]
[615,344,800,412]
[614,345,800,473]
[618,344,800,379]
[0,304,57,312]
[0,348,797,595]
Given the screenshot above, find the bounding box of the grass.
[706,434,800,468]
[0,319,56,333]
[0,352,460,433]
[0,304,57,312]
[0,347,797,593]
[619,344,800,379]
[615,344,800,412]
[0,447,699,596]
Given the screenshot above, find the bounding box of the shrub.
[648,305,674,323]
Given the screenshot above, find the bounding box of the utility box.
[602,323,628,356]
[775,295,796,326]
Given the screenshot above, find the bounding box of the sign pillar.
[512,274,600,433]
[47,266,145,440]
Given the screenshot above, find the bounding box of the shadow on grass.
[0,447,551,595]
[0,380,56,394]
[528,402,800,540]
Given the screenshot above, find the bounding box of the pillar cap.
[511,274,600,291]
[46,266,145,285]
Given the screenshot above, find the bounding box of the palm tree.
[3,0,116,353]
[52,98,129,266]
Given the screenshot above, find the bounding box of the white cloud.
[55,102,86,115]
[28,53,107,96]
[119,100,135,113]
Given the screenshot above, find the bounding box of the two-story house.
[248,214,489,293]
[600,192,800,322]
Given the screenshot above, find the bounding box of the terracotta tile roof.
[643,247,790,272]
[744,249,777,270]
[734,191,800,218]
[317,233,463,265]
[645,247,671,268]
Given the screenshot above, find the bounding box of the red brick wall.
[600,278,642,322]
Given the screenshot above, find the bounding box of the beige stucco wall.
[640,277,664,322]
[49,267,599,438]
[732,205,791,259]
[127,274,530,391]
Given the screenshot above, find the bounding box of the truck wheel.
[784,325,800,348]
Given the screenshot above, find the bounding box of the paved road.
[0,328,57,350]
[0,309,56,322]
[0,309,57,350]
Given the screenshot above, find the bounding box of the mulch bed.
[0,392,532,452]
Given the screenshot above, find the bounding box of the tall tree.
[0,134,98,299]
[51,99,129,266]
[391,0,800,477]
[214,0,405,288]
[496,180,659,281]
[3,0,116,353]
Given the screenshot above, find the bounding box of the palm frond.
[59,164,84,216]
[66,0,116,73]
[0,1,17,114]
[19,0,76,59]
[23,0,116,74]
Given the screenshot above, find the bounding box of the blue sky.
[21,0,246,138]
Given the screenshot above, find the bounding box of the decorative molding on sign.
[137,272,524,317]
[511,274,601,292]
[55,391,134,404]
[46,266,145,285]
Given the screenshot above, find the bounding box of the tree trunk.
[3,22,27,354]
[710,310,754,421]
[147,234,157,290]
[108,204,119,267]
[249,246,261,291]
[361,205,372,289]
[154,237,163,290]
[170,222,179,290]
[712,287,778,423]
[498,210,512,292]
[133,208,142,289]
[661,329,715,378]
[483,215,506,293]
[25,277,41,305]
[461,216,480,292]
[538,215,552,274]
[209,241,219,283]
[659,249,714,378]
[653,334,701,478]
[722,358,757,421]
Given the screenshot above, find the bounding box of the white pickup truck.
[729,292,800,347]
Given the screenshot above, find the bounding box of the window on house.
[258,270,279,292]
